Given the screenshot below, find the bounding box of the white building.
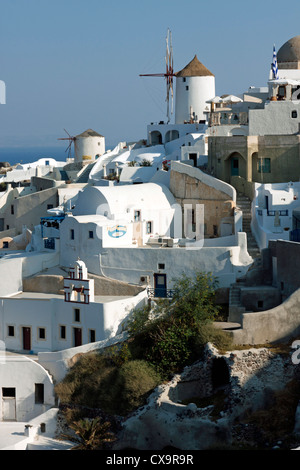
[0,354,55,422]
[58,178,252,290]
[0,259,147,354]
[251,181,300,249]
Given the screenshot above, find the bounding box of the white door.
[2,397,16,421]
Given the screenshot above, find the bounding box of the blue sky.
[1,0,300,150]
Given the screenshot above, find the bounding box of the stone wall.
[170,163,235,238]
[231,288,300,345]
[113,343,299,450]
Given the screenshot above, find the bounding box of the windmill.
[58,129,77,159]
[140,28,175,123]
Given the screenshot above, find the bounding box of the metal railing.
[147,287,175,299]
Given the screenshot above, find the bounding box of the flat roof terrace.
[7,292,133,302]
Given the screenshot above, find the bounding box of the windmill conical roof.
[76,129,104,138]
[176,55,214,77]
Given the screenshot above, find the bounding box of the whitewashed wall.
[0,355,55,422]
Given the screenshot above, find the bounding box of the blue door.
[231,157,239,176]
[154,273,167,298]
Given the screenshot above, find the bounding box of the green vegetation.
[61,416,116,450]
[55,271,232,428]
[125,271,232,376]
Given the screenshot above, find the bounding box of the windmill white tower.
[175,55,215,124]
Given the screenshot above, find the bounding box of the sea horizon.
[0,144,116,166]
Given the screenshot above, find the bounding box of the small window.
[146,221,152,234]
[281,281,284,291]
[186,86,189,91]
[74,308,80,322]
[213,225,218,236]
[35,384,44,404]
[292,110,298,118]
[60,325,66,339]
[10,205,14,215]
[70,229,75,240]
[158,263,165,270]
[89,230,94,239]
[258,158,271,174]
[89,329,96,342]
[258,300,264,309]
[8,325,14,337]
[134,210,141,222]
[183,77,186,82]
[38,328,46,340]
[3,241,9,249]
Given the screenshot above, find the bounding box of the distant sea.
[0,144,116,166]
[0,146,67,166]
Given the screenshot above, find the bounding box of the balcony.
[147,287,175,299]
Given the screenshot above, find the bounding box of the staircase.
[228,193,261,323]
[75,163,95,183]
[236,193,260,259]
[228,281,246,323]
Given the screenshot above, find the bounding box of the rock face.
[114,343,299,450]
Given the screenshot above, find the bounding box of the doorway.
[154,273,167,298]
[74,327,82,347]
[231,157,239,176]
[22,327,31,351]
[2,388,16,421]
[189,153,197,167]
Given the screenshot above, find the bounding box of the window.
[70,229,75,240]
[10,205,14,215]
[74,308,80,322]
[158,263,165,270]
[60,325,66,339]
[146,221,152,234]
[3,241,8,249]
[134,210,141,222]
[258,158,271,173]
[89,329,96,342]
[257,300,264,309]
[8,325,14,337]
[186,86,189,91]
[292,110,298,118]
[183,77,186,82]
[38,328,46,340]
[35,384,44,404]
[89,230,94,239]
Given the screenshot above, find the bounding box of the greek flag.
[272,44,279,80]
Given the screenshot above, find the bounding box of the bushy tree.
[126,271,225,376]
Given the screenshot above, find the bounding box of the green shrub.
[55,354,161,416]
[113,360,161,414]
